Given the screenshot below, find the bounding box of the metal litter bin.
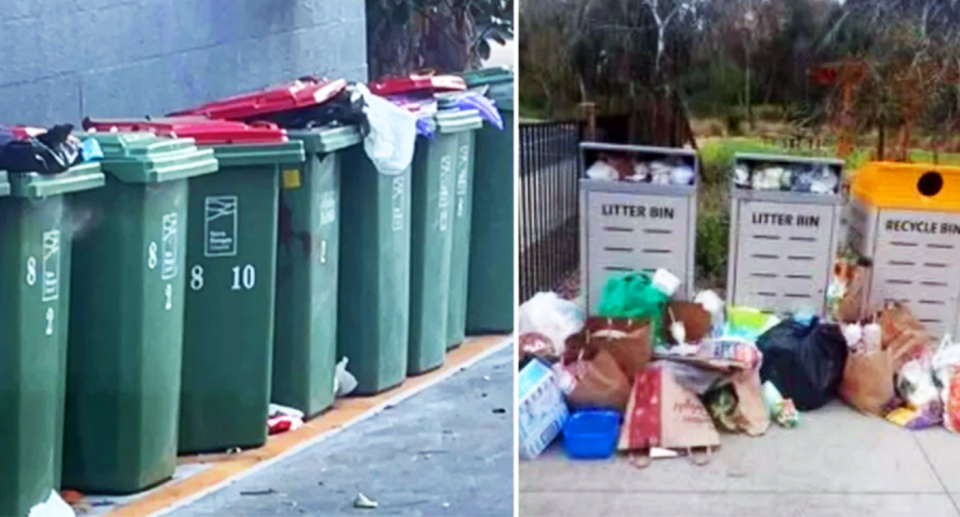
[0,165,105,517]
[849,162,960,339]
[274,126,362,417]
[62,133,218,493]
[459,66,514,341]
[727,153,844,315]
[579,143,698,314]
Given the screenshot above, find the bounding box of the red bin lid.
[82,117,289,145]
[169,78,349,120]
[370,73,466,96]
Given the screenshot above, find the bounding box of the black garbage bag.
[0,124,83,174]
[756,318,848,411]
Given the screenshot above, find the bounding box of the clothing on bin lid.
[82,117,289,145]
[452,92,503,130]
[416,117,437,139]
[0,124,83,174]
[370,73,466,96]
[248,83,369,133]
[169,78,348,120]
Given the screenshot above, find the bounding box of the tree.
[366,0,514,80]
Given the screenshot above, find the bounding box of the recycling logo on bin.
[204,195,239,258]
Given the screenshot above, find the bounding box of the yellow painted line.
[108,335,511,517]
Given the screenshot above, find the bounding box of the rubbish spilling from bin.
[518,257,960,467]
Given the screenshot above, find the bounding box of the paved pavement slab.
[167,347,514,517]
[520,401,960,517]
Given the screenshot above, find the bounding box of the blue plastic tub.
[562,410,621,460]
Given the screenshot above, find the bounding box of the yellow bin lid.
[852,161,960,212]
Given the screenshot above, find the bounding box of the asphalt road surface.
[167,345,514,517]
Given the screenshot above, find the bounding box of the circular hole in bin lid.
[918,171,943,197]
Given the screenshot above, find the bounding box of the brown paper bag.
[731,369,771,436]
[579,317,653,379]
[878,303,932,370]
[559,348,631,411]
[618,364,721,451]
[840,348,897,416]
[661,302,712,344]
[834,259,870,324]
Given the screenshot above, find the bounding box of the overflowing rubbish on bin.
[519,254,960,467]
[733,157,840,194]
[585,152,695,185]
[0,124,101,174]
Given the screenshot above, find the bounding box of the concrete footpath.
[520,402,960,517]
[159,346,515,517]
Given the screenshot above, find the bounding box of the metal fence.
[519,120,584,302]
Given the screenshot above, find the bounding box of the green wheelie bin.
[337,143,412,395]
[463,67,515,334]
[0,164,105,517]
[82,118,307,452]
[408,107,483,374]
[179,124,304,453]
[274,126,362,417]
[62,133,218,493]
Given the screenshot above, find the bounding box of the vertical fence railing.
[519,120,584,302]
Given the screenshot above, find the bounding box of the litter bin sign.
[850,162,960,339]
[727,153,844,316]
[579,143,698,314]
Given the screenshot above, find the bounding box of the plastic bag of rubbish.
[518,292,585,359]
[27,490,73,517]
[335,357,359,397]
[932,335,960,432]
[586,160,619,181]
[734,163,751,187]
[355,83,417,176]
[670,165,695,186]
[756,318,848,411]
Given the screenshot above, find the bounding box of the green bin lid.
[463,67,514,113]
[206,141,306,169]
[4,162,105,199]
[85,133,219,184]
[436,109,484,135]
[287,126,363,155]
[0,171,9,197]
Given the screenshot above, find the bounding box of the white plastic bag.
[518,292,585,357]
[356,84,417,176]
[933,335,960,432]
[28,490,74,517]
[585,160,619,181]
[334,357,359,397]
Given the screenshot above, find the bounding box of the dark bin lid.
[169,78,348,120]
[370,74,466,96]
[83,117,289,145]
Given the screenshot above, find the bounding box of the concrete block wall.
[0,0,368,126]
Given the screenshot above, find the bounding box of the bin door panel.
[585,190,689,314]
[733,200,835,315]
[869,209,960,339]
